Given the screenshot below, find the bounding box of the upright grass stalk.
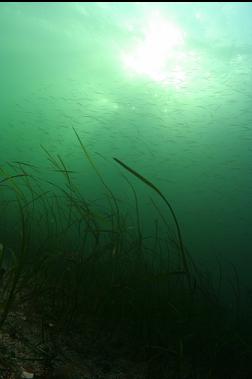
[0,197,29,328]
[72,127,122,260]
[122,175,143,250]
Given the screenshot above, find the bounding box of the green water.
[1,2,252,289]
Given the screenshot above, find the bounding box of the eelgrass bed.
[0,129,251,378]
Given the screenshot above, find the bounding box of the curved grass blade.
[72,127,122,240]
[113,157,192,291]
[0,173,29,185]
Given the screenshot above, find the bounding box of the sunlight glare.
[122,11,186,83]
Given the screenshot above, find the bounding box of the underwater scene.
[1,2,252,378]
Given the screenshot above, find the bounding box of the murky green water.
[1,2,252,290]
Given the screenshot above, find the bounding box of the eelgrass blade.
[0,196,28,327]
[122,175,142,250]
[113,157,192,291]
[0,173,29,185]
[73,127,121,238]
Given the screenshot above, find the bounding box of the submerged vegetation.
[0,129,251,378]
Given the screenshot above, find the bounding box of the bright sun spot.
[122,11,187,85]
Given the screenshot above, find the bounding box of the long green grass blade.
[113,157,192,291]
